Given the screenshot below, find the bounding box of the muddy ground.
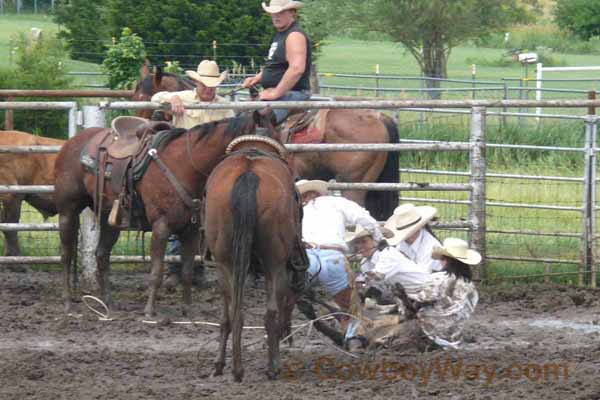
[1,268,599,400]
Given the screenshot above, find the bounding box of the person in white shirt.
[297,179,383,351]
[151,60,235,129]
[357,237,480,351]
[387,203,443,272]
[152,60,235,289]
[346,224,431,299]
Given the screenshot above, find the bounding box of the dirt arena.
[1,268,599,399]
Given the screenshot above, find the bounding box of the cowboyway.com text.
[282,355,570,384]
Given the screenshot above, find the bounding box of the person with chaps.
[360,238,480,352]
[242,0,312,124]
[297,179,383,351]
[152,59,235,289]
[389,203,444,272]
[346,223,432,306]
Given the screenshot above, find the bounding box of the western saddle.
[80,116,176,228]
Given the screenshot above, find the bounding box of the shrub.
[102,27,147,90]
[0,33,73,138]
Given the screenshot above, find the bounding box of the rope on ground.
[77,295,363,357]
[82,295,113,321]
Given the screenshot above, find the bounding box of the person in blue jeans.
[296,179,384,351]
[243,0,312,124]
[164,235,205,290]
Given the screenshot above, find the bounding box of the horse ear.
[140,60,150,79]
[153,65,163,88]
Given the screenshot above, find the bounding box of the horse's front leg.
[1,194,25,267]
[95,217,121,307]
[179,226,199,317]
[144,217,170,318]
[58,209,80,313]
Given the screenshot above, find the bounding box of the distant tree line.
[54,0,278,70]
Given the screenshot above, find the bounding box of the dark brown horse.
[0,131,65,267]
[53,113,269,317]
[205,122,304,381]
[132,73,400,221]
[132,65,195,119]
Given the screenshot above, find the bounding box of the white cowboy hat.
[345,224,394,244]
[185,60,227,88]
[262,0,303,13]
[295,179,328,196]
[383,203,437,246]
[432,238,482,265]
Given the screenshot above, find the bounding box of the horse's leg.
[1,194,25,265]
[179,228,199,317]
[214,265,232,376]
[58,208,80,313]
[144,217,170,318]
[95,218,121,307]
[264,265,287,380]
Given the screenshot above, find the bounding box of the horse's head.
[252,107,279,141]
[132,65,196,119]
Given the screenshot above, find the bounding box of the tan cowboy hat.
[262,0,303,13]
[185,60,227,88]
[296,179,329,196]
[432,238,482,265]
[384,203,437,246]
[345,224,394,244]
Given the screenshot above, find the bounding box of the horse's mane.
[136,71,195,96]
[187,113,254,143]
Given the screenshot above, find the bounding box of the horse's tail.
[365,114,400,221]
[230,170,259,372]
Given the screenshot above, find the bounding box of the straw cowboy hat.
[345,224,394,244]
[185,60,227,88]
[262,0,303,13]
[296,179,329,196]
[432,238,482,265]
[383,203,437,246]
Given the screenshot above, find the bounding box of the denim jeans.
[272,90,311,124]
[306,248,360,340]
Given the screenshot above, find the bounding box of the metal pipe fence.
[1,97,599,287]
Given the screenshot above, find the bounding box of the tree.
[307,0,536,98]
[555,0,600,40]
[106,0,272,71]
[102,27,146,90]
[54,0,110,63]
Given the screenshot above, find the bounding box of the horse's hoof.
[213,366,224,377]
[233,370,244,382]
[266,369,280,380]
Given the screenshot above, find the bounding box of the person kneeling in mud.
[359,237,480,352]
[347,222,432,304]
[296,179,384,352]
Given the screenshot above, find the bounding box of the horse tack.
[80,118,180,228]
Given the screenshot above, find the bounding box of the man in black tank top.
[243,0,312,124]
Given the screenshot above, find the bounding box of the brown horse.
[53,112,269,316]
[132,74,400,221]
[132,65,195,119]
[205,124,304,381]
[0,131,65,266]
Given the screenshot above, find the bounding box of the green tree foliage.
[54,0,110,63]
[306,0,537,97]
[555,0,600,40]
[102,28,147,90]
[105,0,272,70]
[0,33,72,137]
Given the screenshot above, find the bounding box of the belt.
[306,242,346,253]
